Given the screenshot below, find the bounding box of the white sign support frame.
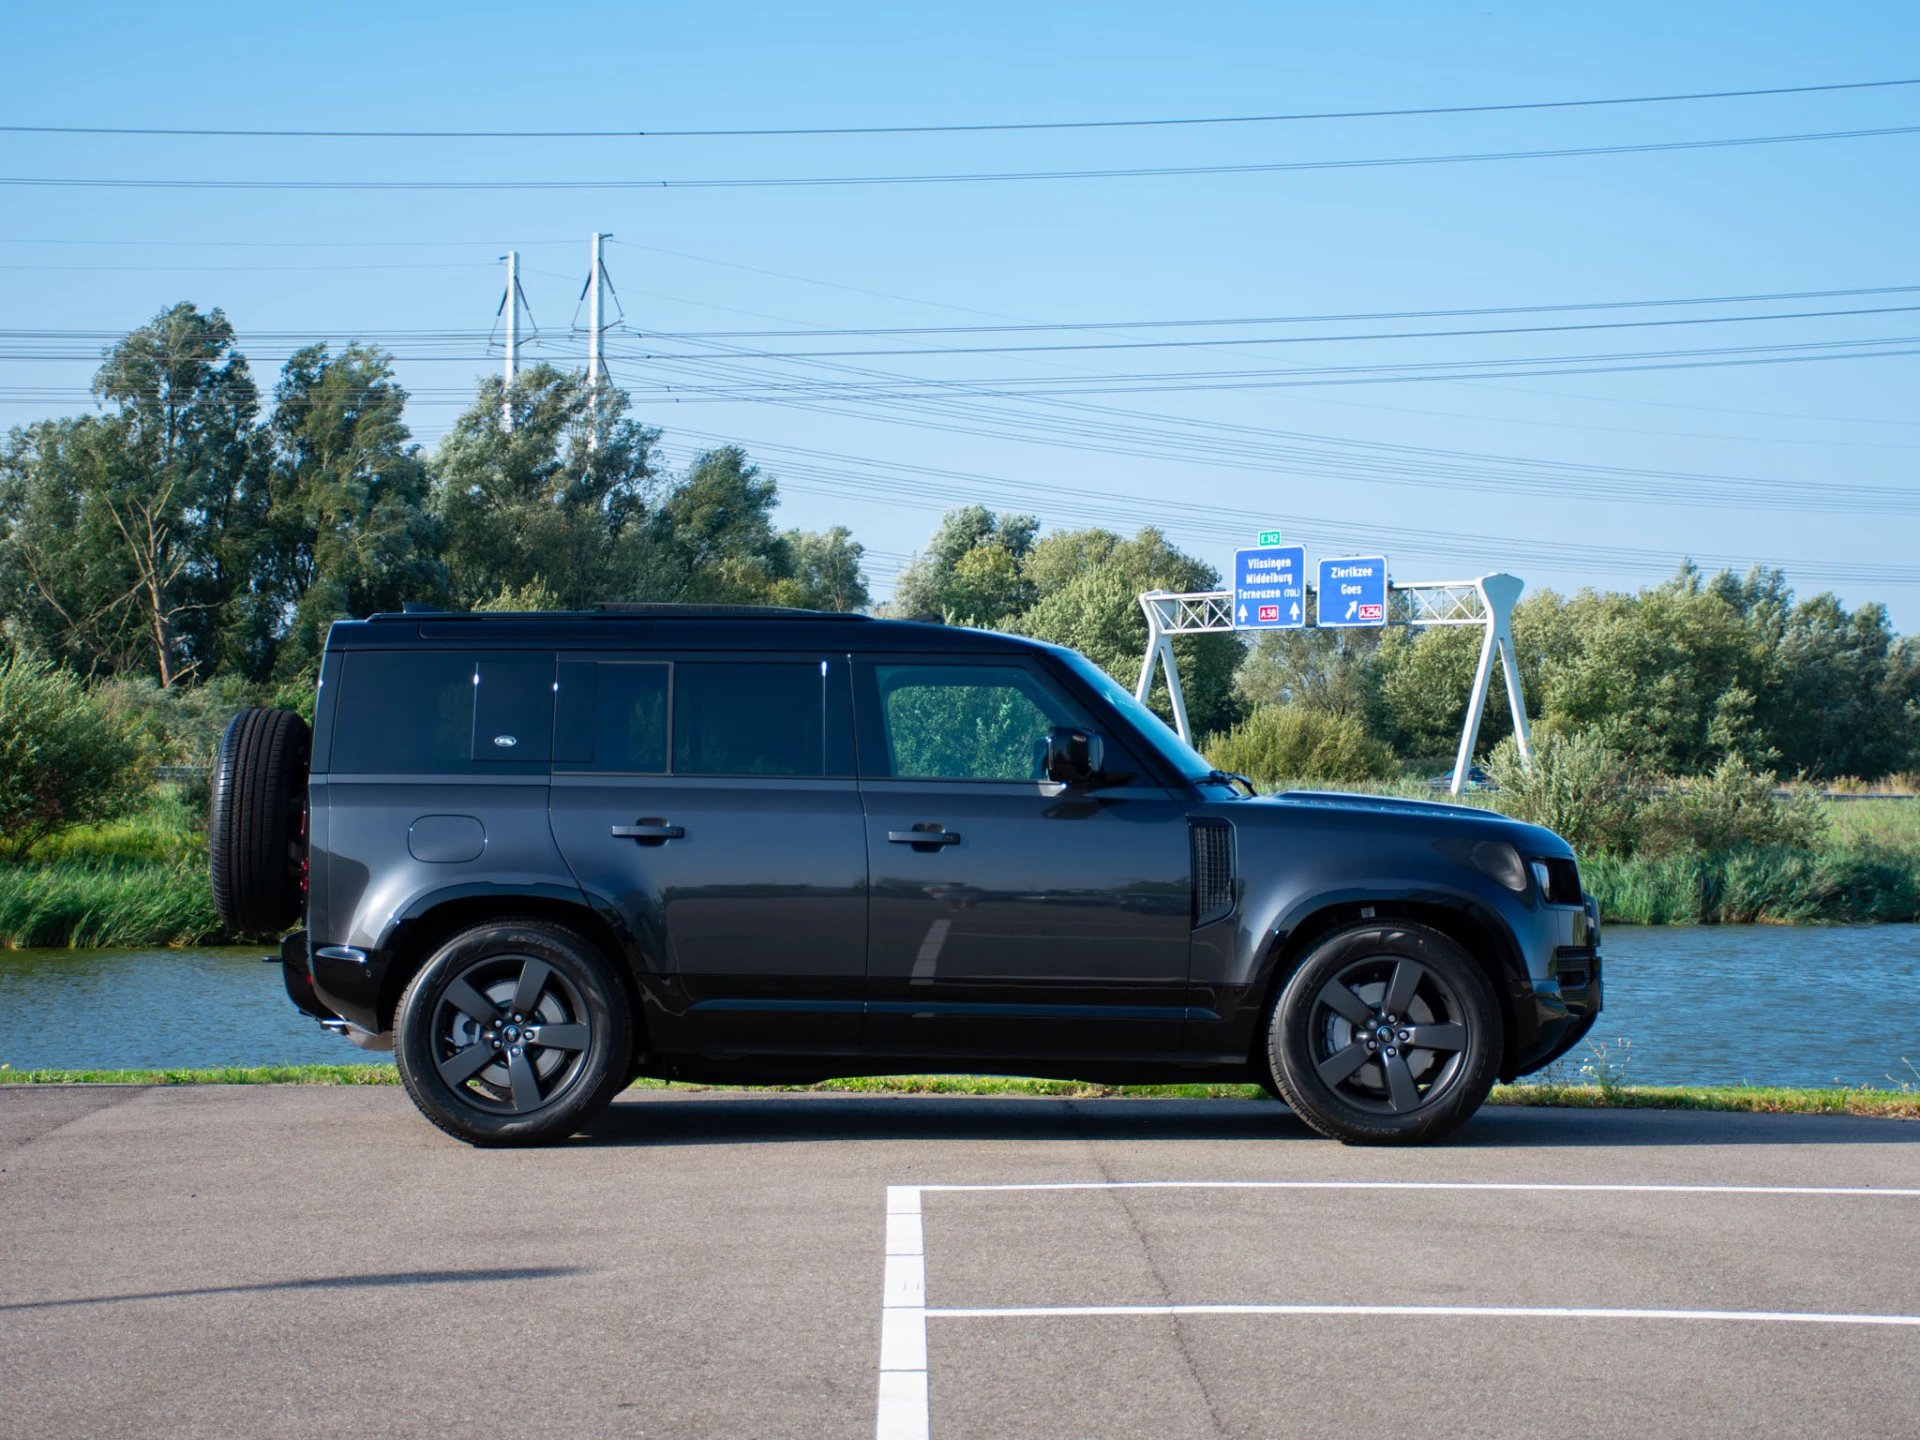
[1135,573,1533,794]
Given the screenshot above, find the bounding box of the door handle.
[888,827,961,848]
[611,821,685,843]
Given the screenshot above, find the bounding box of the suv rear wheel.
[1266,920,1500,1145]
[394,920,634,1147]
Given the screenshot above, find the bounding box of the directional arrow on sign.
[1289,601,1300,621]
[1238,603,1248,621]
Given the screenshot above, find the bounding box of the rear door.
[547,653,868,1053]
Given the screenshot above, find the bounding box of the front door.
[855,657,1193,1059]
[548,654,868,1054]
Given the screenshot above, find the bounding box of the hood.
[1241,789,1576,860]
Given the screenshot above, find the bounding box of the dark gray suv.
[208,604,1601,1147]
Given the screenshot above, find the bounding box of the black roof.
[329,604,1043,655]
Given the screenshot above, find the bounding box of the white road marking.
[917,1180,1920,1198]
[927,1303,1920,1328]
[876,1185,929,1440]
[874,1178,1920,1439]
[875,1370,929,1440]
[886,1212,923,1257]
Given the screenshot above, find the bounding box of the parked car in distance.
[209,604,1600,1147]
[1429,765,1497,793]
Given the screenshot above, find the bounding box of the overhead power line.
[5,123,1917,190]
[0,261,495,272]
[2,76,1912,138]
[640,284,1920,339]
[603,304,1920,360]
[8,296,1918,357]
[655,429,1920,586]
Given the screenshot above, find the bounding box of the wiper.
[1202,769,1259,798]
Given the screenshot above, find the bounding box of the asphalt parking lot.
[3,1088,1917,1440]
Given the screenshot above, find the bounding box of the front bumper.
[1510,894,1604,1077]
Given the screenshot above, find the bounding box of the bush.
[1486,729,1644,854]
[0,650,147,860]
[1639,756,1828,856]
[1202,704,1397,787]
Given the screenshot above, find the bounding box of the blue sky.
[4,1,1918,623]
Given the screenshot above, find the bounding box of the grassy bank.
[4,1065,1916,1118]
[1582,844,1920,924]
[0,856,226,948]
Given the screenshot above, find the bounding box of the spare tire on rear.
[209,708,311,933]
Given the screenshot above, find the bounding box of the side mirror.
[1043,726,1104,786]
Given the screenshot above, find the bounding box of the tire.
[1265,921,1500,1145]
[394,920,634,1147]
[208,707,310,933]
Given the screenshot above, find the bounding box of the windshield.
[1056,650,1216,783]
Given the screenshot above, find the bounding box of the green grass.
[0,855,227,948]
[1486,1081,1920,1119]
[1827,798,1920,851]
[5,1064,1916,1118]
[1580,844,1920,924]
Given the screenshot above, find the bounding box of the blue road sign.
[1233,545,1307,629]
[1316,555,1389,627]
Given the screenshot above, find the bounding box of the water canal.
[2,925,1917,1089]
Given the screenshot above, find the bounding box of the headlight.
[1470,840,1528,892]
[1529,859,1552,897]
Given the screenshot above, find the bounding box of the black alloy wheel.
[1267,921,1500,1145]
[395,920,632,1146]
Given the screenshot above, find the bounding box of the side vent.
[1190,819,1236,928]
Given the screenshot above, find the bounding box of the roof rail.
[364,602,871,622]
[590,602,868,619]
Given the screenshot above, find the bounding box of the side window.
[876,664,1085,781]
[331,651,553,772]
[673,662,824,777]
[555,662,667,772]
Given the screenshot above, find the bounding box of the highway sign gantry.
[1233,544,1307,629]
[1316,555,1389,627]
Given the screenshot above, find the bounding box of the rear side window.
[330,651,553,773]
[674,663,823,777]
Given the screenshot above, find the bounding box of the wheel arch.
[1250,893,1531,1083]
[373,886,649,1047]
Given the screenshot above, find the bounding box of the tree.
[771,526,870,612]
[1757,593,1920,778]
[432,365,659,609]
[0,416,135,675]
[1012,526,1242,737]
[889,506,1037,624]
[248,344,443,677]
[90,303,263,683]
[1,305,262,685]
[641,445,791,603]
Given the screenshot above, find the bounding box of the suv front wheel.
[394,920,634,1146]
[1266,920,1500,1145]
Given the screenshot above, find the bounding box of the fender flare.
[1253,882,1530,1005]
